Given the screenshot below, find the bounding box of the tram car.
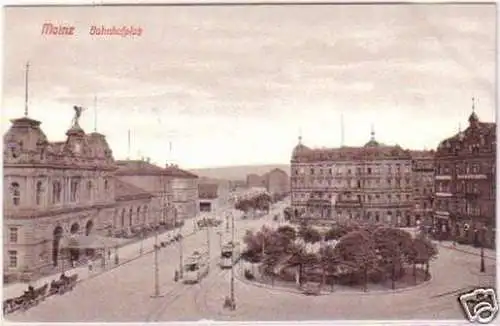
[219,241,241,269]
[183,251,210,284]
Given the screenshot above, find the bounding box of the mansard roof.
[3,115,116,169]
[291,143,411,162]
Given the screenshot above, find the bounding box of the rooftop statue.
[72,105,85,128]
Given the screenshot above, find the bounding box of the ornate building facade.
[410,150,435,226]
[3,110,199,280]
[290,131,414,226]
[3,113,158,280]
[433,108,496,247]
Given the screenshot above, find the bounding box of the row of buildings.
[246,168,290,197]
[3,111,199,280]
[289,106,496,247]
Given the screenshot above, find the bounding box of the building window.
[328,168,332,175]
[87,181,92,199]
[310,168,314,175]
[104,179,109,191]
[8,250,17,268]
[9,227,18,243]
[10,182,21,206]
[70,179,80,202]
[367,167,372,174]
[52,181,62,204]
[35,181,43,205]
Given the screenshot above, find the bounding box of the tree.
[333,230,378,291]
[298,226,322,244]
[319,244,340,291]
[409,234,439,281]
[324,226,344,241]
[372,227,414,289]
[277,225,297,242]
[283,207,293,221]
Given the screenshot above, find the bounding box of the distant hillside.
[190,164,290,181]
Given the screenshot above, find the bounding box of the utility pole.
[206,223,211,272]
[230,213,236,310]
[151,229,162,298]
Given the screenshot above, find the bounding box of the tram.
[183,251,210,284]
[219,241,240,269]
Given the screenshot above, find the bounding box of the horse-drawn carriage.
[3,273,78,315]
[49,273,79,295]
[3,283,49,314]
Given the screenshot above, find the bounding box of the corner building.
[290,131,414,226]
[434,109,496,247]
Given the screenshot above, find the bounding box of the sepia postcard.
[1,1,498,324]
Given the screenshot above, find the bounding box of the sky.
[1,4,497,169]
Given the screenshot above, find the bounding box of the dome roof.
[468,111,479,124]
[292,143,310,157]
[364,139,380,148]
[3,117,48,162]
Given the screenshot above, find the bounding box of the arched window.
[35,181,43,205]
[11,182,20,206]
[52,181,62,204]
[104,179,109,192]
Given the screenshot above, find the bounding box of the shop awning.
[60,234,126,249]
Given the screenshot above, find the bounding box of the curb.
[439,244,496,260]
[235,266,433,297]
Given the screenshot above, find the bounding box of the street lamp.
[480,226,486,273]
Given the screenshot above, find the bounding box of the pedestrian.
[174,270,179,282]
[88,259,93,272]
